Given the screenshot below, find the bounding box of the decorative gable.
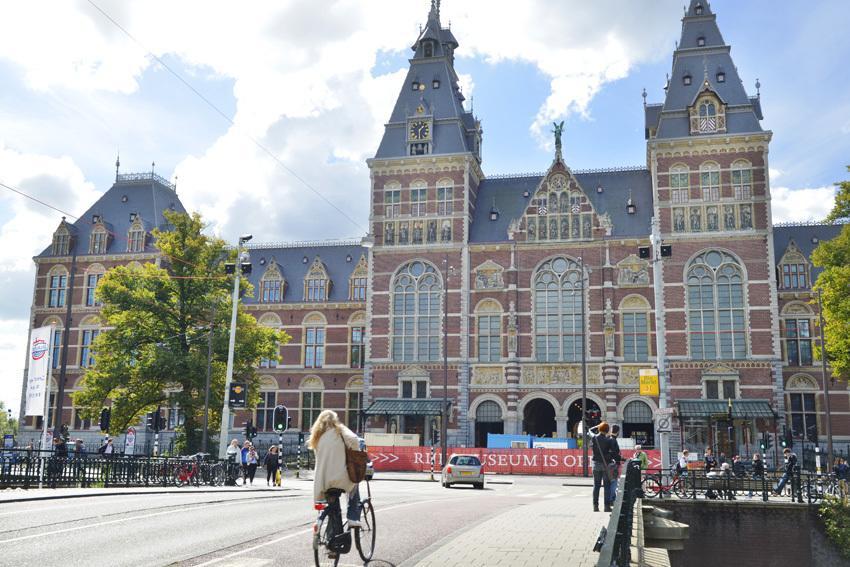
[89,221,110,254]
[127,216,146,253]
[779,240,807,266]
[349,254,368,301]
[303,257,331,302]
[473,260,504,290]
[260,261,285,303]
[689,83,727,135]
[51,218,73,256]
[520,161,600,243]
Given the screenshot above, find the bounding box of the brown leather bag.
[340,429,369,483]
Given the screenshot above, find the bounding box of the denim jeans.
[346,485,361,522]
[609,478,619,503]
[592,466,612,509]
[776,471,795,495]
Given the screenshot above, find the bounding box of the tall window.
[704,377,737,399]
[700,163,720,201]
[51,328,63,369]
[85,273,103,307]
[784,319,813,366]
[391,261,442,362]
[127,222,145,252]
[262,279,282,302]
[622,312,649,362]
[699,101,717,133]
[731,162,752,200]
[305,327,325,368]
[81,329,99,367]
[349,277,366,301]
[48,273,67,307]
[301,391,322,430]
[410,184,427,217]
[437,185,453,216]
[687,251,746,360]
[477,314,501,362]
[401,380,428,398]
[52,229,70,255]
[90,228,108,254]
[257,391,276,431]
[306,279,326,301]
[385,189,401,218]
[789,393,817,441]
[350,327,365,368]
[670,166,690,203]
[346,391,362,431]
[781,263,808,290]
[534,257,584,362]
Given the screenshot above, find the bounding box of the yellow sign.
[639,369,659,396]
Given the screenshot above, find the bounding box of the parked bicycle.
[641,471,691,499]
[313,481,376,566]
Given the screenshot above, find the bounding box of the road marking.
[193,495,466,567]
[0,497,285,543]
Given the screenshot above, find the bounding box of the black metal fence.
[597,459,644,567]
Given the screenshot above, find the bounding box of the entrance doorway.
[474,401,504,447]
[523,398,556,437]
[567,398,602,438]
[622,400,655,448]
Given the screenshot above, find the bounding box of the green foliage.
[825,166,850,223]
[819,496,850,559]
[73,210,289,452]
[0,401,18,436]
[811,224,850,381]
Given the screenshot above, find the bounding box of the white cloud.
[771,185,837,223]
[0,319,28,416]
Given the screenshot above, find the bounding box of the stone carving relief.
[507,300,518,356]
[617,255,650,287]
[521,365,602,386]
[603,298,615,356]
[619,366,650,386]
[472,366,505,386]
[474,260,505,290]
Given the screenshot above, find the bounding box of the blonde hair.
[308,409,341,450]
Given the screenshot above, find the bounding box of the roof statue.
[552,121,564,159]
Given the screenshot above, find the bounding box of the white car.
[441,454,484,489]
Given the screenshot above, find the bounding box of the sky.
[1,0,849,415]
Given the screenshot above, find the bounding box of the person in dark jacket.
[749,452,765,498]
[732,455,746,478]
[264,446,281,487]
[774,448,798,496]
[607,425,624,504]
[587,422,614,512]
[704,447,718,499]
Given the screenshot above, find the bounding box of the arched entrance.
[567,398,602,438]
[474,401,504,447]
[523,398,556,437]
[623,400,655,448]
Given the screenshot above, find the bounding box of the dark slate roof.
[644,104,662,137]
[469,167,653,243]
[651,2,763,140]
[38,172,185,258]
[242,242,366,304]
[375,5,478,160]
[772,223,845,282]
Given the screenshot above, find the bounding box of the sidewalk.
[0,483,296,503]
[410,494,605,567]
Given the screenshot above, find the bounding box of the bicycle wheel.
[642,475,661,498]
[210,464,225,487]
[355,499,376,561]
[172,467,185,487]
[313,516,340,567]
[673,478,691,499]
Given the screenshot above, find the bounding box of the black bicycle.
[313,482,376,566]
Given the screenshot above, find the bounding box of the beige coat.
[312,424,360,502]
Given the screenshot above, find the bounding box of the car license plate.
[460,471,474,476]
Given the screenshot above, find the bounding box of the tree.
[812,167,850,381]
[73,210,288,452]
[0,401,18,436]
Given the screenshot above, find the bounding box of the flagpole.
[38,327,55,489]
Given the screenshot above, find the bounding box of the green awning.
[363,398,449,416]
[677,399,776,419]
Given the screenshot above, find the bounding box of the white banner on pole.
[25,326,52,417]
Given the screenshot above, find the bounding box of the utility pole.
[650,215,671,476]
[217,234,252,459]
[54,249,77,438]
[817,290,834,471]
[579,256,589,477]
[442,255,450,468]
[201,306,216,453]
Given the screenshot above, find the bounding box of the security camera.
[239,234,253,244]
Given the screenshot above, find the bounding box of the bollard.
[430,444,435,481]
[278,432,283,486]
[296,440,301,479]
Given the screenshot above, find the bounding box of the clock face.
[409,120,430,140]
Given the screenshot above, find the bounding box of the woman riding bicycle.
[308,410,362,528]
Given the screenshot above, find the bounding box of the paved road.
[0,476,601,566]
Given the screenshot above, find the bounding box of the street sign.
[229,382,247,409]
[3,434,13,450]
[639,369,659,396]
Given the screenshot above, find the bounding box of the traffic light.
[638,246,651,259]
[243,419,257,439]
[273,405,288,432]
[99,408,111,432]
[146,412,155,430]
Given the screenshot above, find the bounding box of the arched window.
[778,241,809,291]
[52,223,71,256]
[89,225,109,254]
[700,162,720,201]
[534,257,584,362]
[620,296,651,362]
[127,217,145,253]
[476,299,502,362]
[786,374,818,442]
[349,255,368,301]
[698,100,717,132]
[623,400,653,423]
[731,160,752,200]
[299,376,324,431]
[260,262,284,303]
[391,261,442,362]
[781,303,814,367]
[670,165,690,204]
[304,258,330,302]
[687,251,746,360]
[476,401,503,423]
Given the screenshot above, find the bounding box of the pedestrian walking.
[240,441,250,486]
[773,448,799,497]
[749,452,765,498]
[245,446,259,485]
[834,457,849,501]
[265,446,281,486]
[704,447,718,499]
[720,462,735,500]
[608,425,624,505]
[587,421,614,512]
[633,444,649,471]
[676,450,690,478]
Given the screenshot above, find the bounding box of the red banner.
[367,446,661,476]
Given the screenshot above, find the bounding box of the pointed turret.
[645,0,763,140]
[374,1,481,161]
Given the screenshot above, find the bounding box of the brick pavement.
[412,494,606,567]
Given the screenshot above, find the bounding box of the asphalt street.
[0,475,592,566]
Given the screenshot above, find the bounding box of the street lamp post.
[650,215,671,477]
[817,289,834,471]
[579,256,589,477]
[201,305,216,453]
[441,255,453,468]
[217,234,252,460]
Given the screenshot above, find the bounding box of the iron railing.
[596,458,644,567]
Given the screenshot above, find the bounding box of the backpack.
[97,444,107,455]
